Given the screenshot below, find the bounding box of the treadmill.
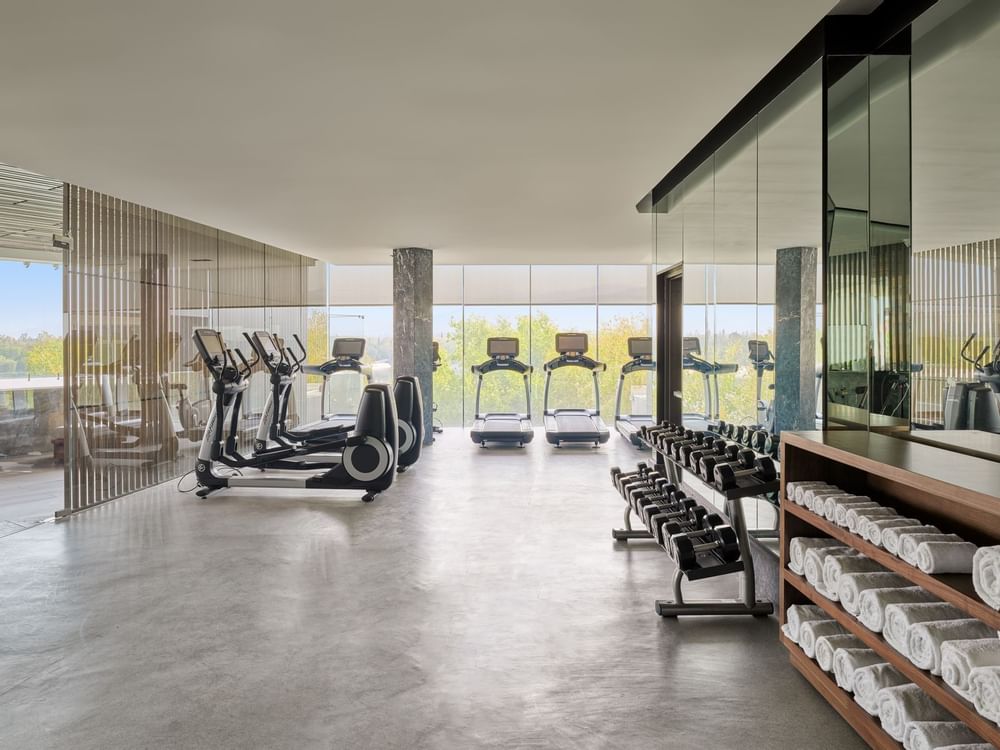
[469,337,534,447]
[301,337,371,430]
[748,339,775,430]
[682,336,738,425]
[614,336,656,447]
[542,333,611,447]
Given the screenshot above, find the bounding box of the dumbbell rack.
[629,429,774,617]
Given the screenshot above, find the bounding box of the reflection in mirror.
[825,56,871,429]
[908,1,1000,457]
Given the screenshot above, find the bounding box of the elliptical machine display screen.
[555,333,588,355]
[252,331,282,362]
[487,337,519,358]
[193,328,227,367]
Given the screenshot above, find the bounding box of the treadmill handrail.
[615,356,656,422]
[472,357,533,420]
[542,354,604,417]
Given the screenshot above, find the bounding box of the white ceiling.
[0,0,835,265]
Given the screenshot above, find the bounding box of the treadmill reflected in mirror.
[615,336,655,447]
[682,336,737,428]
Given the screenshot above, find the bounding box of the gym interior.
[2,2,1000,748]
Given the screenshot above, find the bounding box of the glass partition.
[909,1,1000,449]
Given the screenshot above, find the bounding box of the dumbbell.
[684,437,729,472]
[702,447,757,483]
[723,423,738,439]
[669,523,742,570]
[638,492,693,529]
[611,463,654,493]
[714,455,778,491]
[733,425,754,447]
[657,428,697,452]
[627,477,674,508]
[764,432,780,458]
[678,434,720,467]
[657,508,724,546]
[750,430,769,453]
[632,482,683,517]
[715,420,728,436]
[644,496,705,539]
[669,431,710,461]
[697,443,745,481]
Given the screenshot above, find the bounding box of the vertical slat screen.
[62,185,315,514]
[912,238,1000,423]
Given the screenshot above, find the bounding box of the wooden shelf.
[781,633,902,750]
[779,431,1000,750]
[783,502,1000,630]
[784,570,1000,747]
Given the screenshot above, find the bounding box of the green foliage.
[0,332,63,377]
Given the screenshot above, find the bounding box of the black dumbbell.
[611,463,654,493]
[628,478,674,508]
[657,510,725,546]
[702,447,757,484]
[765,432,780,458]
[655,428,693,452]
[697,443,744,480]
[686,438,729,472]
[678,434,719,467]
[670,432,710,461]
[634,484,685,518]
[670,524,741,570]
[714,455,778,490]
[750,430,769,453]
[646,498,705,539]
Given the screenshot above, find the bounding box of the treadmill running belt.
[554,413,600,433]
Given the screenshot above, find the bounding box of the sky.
[0,260,62,337]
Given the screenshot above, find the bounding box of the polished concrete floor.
[0,458,61,536]
[1,430,864,749]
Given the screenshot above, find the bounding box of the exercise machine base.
[655,599,773,617]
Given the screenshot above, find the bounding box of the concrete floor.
[0,458,61,536]
[0,430,864,749]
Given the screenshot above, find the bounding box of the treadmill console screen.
[332,337,366,359]
[628,337,652,358]
[487,337,519,358]
[194,328,226,365]
[253,331,281,361]
[748,339,771,361]
[555,333,588,355]
[682,337,701,356]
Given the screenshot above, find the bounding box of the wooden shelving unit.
[779,431,1000,750]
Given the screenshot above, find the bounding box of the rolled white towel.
[835,501,880,528]
[798,619,847,659]
[883,602,965,655]
[863,517,922,547]
[838,572,910,616]
[789,537,843,576]
[804,547,859,599]
[941,639,1000,700]
[915,541,978,574]
[968,665,1000,723]
[824,494,873,522]
[832,647,884,692]
[973,546,1000,610]
[853,663,908,715]
[804,487,849,513]
[815,633,864,672]
[822,554,885,597]
[929,745,993,750]
[899,533,963,566]
[784,604,827,643]
[788,481,831,505]
[884,525,940,555]
[845,507,899,535]
[876,683,950,741]
[907,619,996,674]
[902,721,979,750]
[856,586,939,633]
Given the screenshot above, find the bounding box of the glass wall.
[0,164,66,528]
[909,1,1000,441]
[655,60,823,435]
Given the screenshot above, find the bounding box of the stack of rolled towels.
[785,605,995,747]
[785,481,979,574]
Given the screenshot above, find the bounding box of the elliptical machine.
[192,328,398,501]
[943,334,1000,433]
[301,337,371,429]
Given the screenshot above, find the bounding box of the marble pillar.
[774,246,817,434]
[392,248,434,444]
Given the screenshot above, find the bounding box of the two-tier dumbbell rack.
[614,424,773,617]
